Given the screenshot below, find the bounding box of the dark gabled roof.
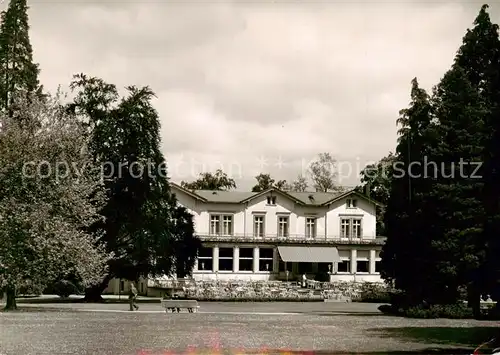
[169,182,207,202]
[320,189,384,207]
[170,183,382,206]
[194,190,255,204]
[239,188,306,205]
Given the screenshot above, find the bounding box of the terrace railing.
[196,233,386,245]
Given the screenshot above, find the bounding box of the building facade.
[104,184,385,295]
[173,184,384,282]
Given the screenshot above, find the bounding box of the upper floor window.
[277,216,289,238]
[266,196,276,205]
[340,218,362,238]
[254,215,265,237]
[210,214,233,235]
[346,198,357,208]
[305,217,316,238]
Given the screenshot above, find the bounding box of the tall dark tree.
[0,0,43,112]
[181,169,236,191]
[69,74,200,301]
[454,4,500,313]
[171,206,203,278]
[382,78,434,305]
[426,66,485,307]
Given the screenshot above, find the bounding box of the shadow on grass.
[15,297,161,304]
[368,326,499,348]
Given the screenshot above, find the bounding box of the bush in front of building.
[379,302,474,319]
[354,282,391,303]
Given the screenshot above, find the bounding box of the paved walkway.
[15,299,383,315]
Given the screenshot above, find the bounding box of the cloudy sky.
[17,0,499,189]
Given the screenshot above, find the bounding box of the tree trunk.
[467,284,481,319]
[4,285,17,311]
[83,275,112,303]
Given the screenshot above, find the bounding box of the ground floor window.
[337,260,350,273]
[375,260,382,273]
[197,246,213,271]
[356,260,369,273]
[259,248,273,271]
[219,247,233,271]
[239,247,253,271]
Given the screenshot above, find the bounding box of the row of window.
[209,214,363,238]
[196,246,381,274]
[197,247,274,271]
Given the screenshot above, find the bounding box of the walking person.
[129,282,139,311]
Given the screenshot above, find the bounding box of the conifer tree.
[458,5,500,310]
[426,66,485,307]
[382,78,434,305]
[0,0,43,112]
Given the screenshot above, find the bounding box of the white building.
[104,184,385,295]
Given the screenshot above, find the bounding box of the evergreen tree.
[0,0,43,112]
[69,74,201,301]
[382,78,434,305]
[456,5,500,310]
[426,66,485,306]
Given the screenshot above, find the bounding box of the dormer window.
[267,196,276,205]
[347,198,357,208]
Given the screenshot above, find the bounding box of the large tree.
[181,169,236,191]
[69,74,200,301]
[382,78,435,305]
[426,66,485,307]
[454,4,500,313]
[0,0,43,113]
[0,93,111,310]
[308,153,341,192]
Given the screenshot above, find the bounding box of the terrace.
[197,233,387,245]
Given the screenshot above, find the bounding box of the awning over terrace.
[277,246,340,263]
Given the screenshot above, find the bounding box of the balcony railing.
[197,233,386,245]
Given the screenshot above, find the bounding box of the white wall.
[325,197,377,238]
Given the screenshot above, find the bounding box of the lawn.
[0,303,498,354]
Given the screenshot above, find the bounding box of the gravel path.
[0,302,498,354]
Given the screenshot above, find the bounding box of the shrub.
[379,303,474,319]
[358,282,391,303]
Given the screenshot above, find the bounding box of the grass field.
[0,302,498,354]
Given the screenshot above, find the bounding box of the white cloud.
[24,0,496,189]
